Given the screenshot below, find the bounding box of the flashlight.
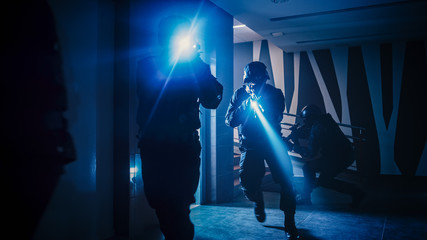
[250,98,264,113]
[248,92,264,117]
[246,82,263,111]
[172,31,199,62]
[177,36,196,52]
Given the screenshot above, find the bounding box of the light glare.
[178,36,192,51]
[252,103,294,179]
[172,31,197,62]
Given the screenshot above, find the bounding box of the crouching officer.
[225,61,299,239]
[290,104,365,208]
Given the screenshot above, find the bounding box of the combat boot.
[254,197,266,222]
[284,215,300,240]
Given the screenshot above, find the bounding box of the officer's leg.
[140,142,200,240]
[149,165,197,240]
[301,162,317,203]
[154,201,194,240]
[239,150,265,201]
[318,161,365,208]
[262,151,296,214]
[239,150,266,222]
[264,152,299,239]
[278,182,297,234]
[268,162,296,215]
[141,149,178,239]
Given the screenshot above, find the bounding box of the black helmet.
[300,104,321,120]
[243,61,269,84]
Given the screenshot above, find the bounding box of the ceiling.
[210,0,427,52]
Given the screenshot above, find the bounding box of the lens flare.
[172,31,197,62]
[178,36,193,52]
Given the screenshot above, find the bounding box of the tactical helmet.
[243,61,269,84]
[300,104,321,119]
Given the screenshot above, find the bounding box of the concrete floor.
[134,174,427,240]
[199,191,427,240]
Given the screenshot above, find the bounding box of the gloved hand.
[241,96,253,112]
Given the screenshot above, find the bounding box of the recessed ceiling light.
[233,24,246,29]
[271,32,284,37]
[271,0,289,3]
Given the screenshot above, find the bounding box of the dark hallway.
[3,0,427,239]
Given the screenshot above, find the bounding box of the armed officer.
[136,15,223,240]
[289,104,365,208]
[225,61,299,240]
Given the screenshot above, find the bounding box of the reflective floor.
[202,191,427,240]
[133,174,427,240]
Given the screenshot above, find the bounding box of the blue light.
[251,103,294,178]
[176,35,195,52]
[250,99,264,113]
[171,28,198,62]
[130,167,138,174]
[130,167,138,183]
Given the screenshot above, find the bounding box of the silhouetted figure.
[136,15,223,240]
[289,104,365,208]
[225,61,299,240]
[1,1,76,239]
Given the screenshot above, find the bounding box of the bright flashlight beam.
[252,104,294,180]
[250,100,264,113]
[178,35,196,51]
[173,32,197,62]
[179,37,191,50]
[140,3,204,136]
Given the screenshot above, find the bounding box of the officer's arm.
[272,89,285,122]
[262,88,285,122]
[292,124,322,161]
[225,89,250,128]
[196,61,223,109]
[303,125,323,160]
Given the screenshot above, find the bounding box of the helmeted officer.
[136,15,223,240]
[225,61,299,239]
[291,104,365,208]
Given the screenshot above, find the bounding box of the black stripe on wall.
[380,43,393,129]
[284,52,294,112]
[313,49,342,121]
[259,40,275,87]
[298,51,325,115]
[347,46,380,177]
[395,41,427,176]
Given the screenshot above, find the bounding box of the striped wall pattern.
[233,40,427,176]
